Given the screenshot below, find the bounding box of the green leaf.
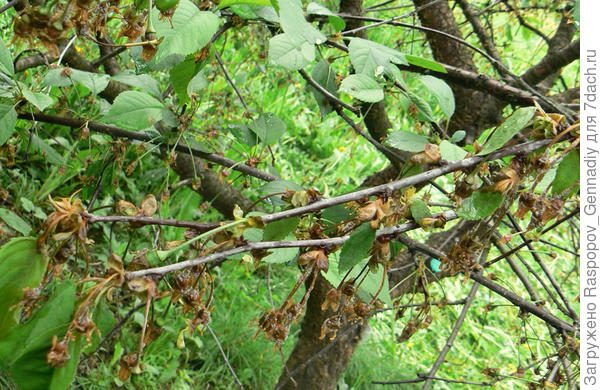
[384,130,428,152]
[407,91,435,122]
[339,74,383,103]
[30,134,65,165]
[339,223,376,272]
[551,149,579,195]
[478,107,536,155]
[263,242,299,264]
[268,33,315,70]
[228,123,258,147]
[0,208,32,235]
[22,89,55,111]
[48,335,83,390]
[0,104,17,145]
[170,58,201,103]
[322,252,391,306]
[440,140,467,162]
[310,60,338,118]
[259,179,304,205]
[0,39,15,77]
[409,199,432,225]
[264,217,300,241]
[218,0,271,9]
[0,237,47,338]
[322,204,352,225]
[456,191,504,220]
[419,75,455,118]
[0,280,76,390]
[83,300,115,354]
[450,130,466,143]
[187,71,208,96]
[279,0,326,45]
[111,73,162,97]
[405,54,447,73]
[105,91,164,130]
[306,3,345,31]
[348,38,406,81]
[154,0,219,63]
[249,113,287,144]
[43,68,110,94]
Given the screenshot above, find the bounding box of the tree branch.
[17,112,278,182]
[124,211,458,279]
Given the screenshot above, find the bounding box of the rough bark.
[173,154,255,219]
[275,2,396,388]
[276,275,366,390]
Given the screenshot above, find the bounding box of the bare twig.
[206,325,245,390]
[297,69,359,114]
[125,211,458,279]
[84,212,221,232]
[421,279,481,389]
[261,138,565,224]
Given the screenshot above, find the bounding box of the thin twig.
[421,250,488,389]
[297,69,359,114]
[84,212,221,232]
[394,234,576,333]
[484,208,580,268]
[17,112,278,182]
[206,325,245,390]
[261,137,566,224]
[125,211,458,279]
[505,214,579,321]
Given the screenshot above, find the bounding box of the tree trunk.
[275,275,367,390]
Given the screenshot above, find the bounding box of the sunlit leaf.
[249,113,287,144]
[385,130,428,152]
[111,73,162,97]
[105,91,164,130]
[409,199,432,225]
[43,68,110,94]
[154,0,219,63]
[419,75,455,118]
[0,237,47,337]
[348,38,406,81]
[22,89,55,111]
[268,33,315,70]
[306,2,345,31]
[0,208,31,235]
[339,74,383,103]
[279,0,326,44]
[405,54,446,73]
[440,140,467,162]
[0,280,76,390]
[218,0,271,9]
[0,39,14,77]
